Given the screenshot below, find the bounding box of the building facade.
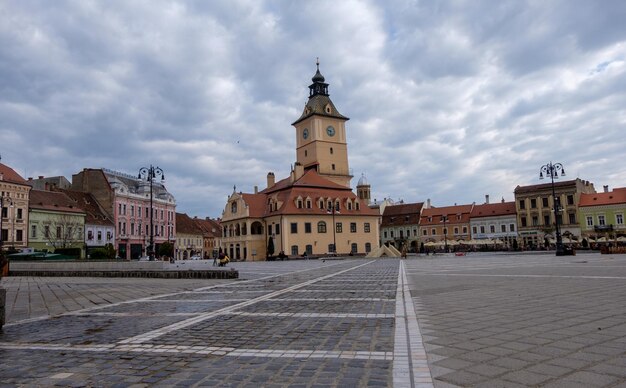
[514,179,595,248]
[28,190,86,257]
[578,186,626,242]
[72,168,176,259]
[220,63,381,260]
[175,213,204,260]
[469,198,518,247]
[420,203,473,250]
[193,217,222,259]
[380,202,424,252]
[0,162,31,252]
[61,190,115,257]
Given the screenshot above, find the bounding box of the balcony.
[594,224,614,232]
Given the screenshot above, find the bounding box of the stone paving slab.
[146,314,395,352]
[239,299,395,315]
[0,348,392,387]
[0,314,185,345]
[405,252,626,387]
[0,259,417,387]
[89,300,242,314]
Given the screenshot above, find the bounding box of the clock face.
[326,126,336,137]
[303,128,309,139]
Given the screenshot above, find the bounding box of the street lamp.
[138,165,165,261]
[0,195,13,252]
[441,215,449,253]
[539,162,565,256]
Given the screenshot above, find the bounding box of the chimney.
[28,177,33,181]
[254,185,258,194]
[426,198,431,209]
[294,162,304,180]
[485,194,490,204]
[604,185,609,193]
[266,172,275,188]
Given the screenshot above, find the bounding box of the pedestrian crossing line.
[0,341,393,361]
[117,261,376,345]
[228,312,394,319]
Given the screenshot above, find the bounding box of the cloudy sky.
[2,0,625,218]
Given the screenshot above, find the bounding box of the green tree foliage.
[159,241,174,258]
[267,236,275,257]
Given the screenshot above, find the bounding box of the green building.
[28,190,86,257]
[578,186,626,243]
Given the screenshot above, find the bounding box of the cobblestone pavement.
[0,259,428,387]
[404,252,626,387]
[2,253,624,387]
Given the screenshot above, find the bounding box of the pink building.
[71,168,176,260]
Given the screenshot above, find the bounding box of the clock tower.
[292,61,352,188]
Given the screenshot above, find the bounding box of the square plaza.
[1,253,625,387]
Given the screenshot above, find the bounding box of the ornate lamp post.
[138,165,165,261]
[540,162,565,256]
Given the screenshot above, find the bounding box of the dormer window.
[325,104,332,114]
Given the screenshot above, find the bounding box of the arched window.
[251,221,264,235]
[305,245,313,255]
[317,221,327,233]
[365,243,372,253]
[231,202,237,213]
[241,223,247,235]
[351,243,358,253]
[291,245,299,256]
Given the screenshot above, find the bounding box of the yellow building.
[0,162,31,252]
[220,63,380,260]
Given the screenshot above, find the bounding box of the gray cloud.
[1,0,625,217]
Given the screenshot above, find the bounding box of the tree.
[43,214,84,250]
[267,236,275,257]
[159,241,174,258]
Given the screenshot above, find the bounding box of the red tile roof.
[381,203,424,227]
[0,163,29,186]
[60,189,113,226]
[176,213,204,235]
[420,204,474,226]
[29,190,86,214]
[579,188,626,207]
[237,169,378,218]
[470,202,517,218]
[193,217,222,238]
